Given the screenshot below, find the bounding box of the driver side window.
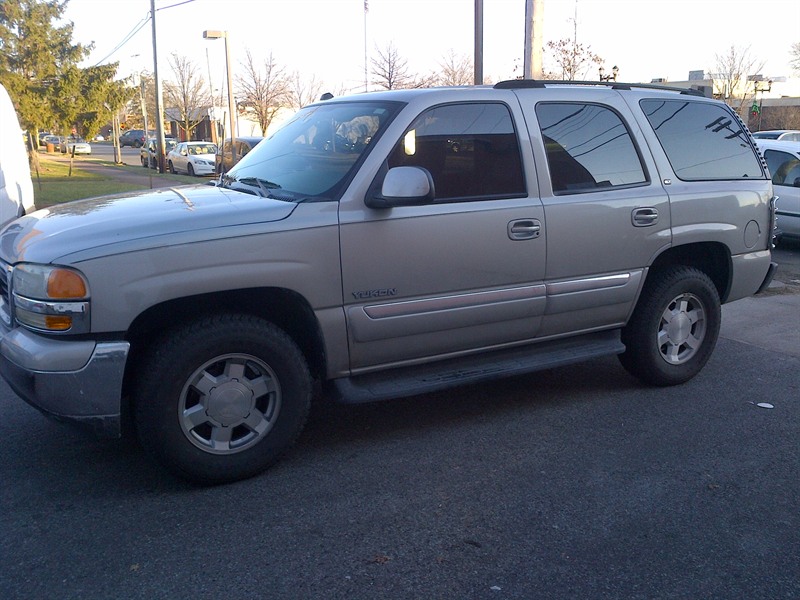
[387,103,526,202]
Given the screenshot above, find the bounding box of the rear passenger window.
[640,99,763,181]
[388,103,525,201]
[535,103,647,194]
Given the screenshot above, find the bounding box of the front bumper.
[0,325,129,437]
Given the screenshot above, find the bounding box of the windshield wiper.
[238,177,282,198]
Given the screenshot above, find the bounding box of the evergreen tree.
[1,0,132,140]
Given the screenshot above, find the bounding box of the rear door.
[339,97,547,371]
[515,88,672,337]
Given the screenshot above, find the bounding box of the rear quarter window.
[535,102,647,194]
[640,99,764,181]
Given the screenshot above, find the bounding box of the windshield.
[221,101,401,202]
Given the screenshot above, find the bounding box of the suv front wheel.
[134,314,312,484]
[619,266,721,386]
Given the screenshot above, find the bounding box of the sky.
[63,0,800,95]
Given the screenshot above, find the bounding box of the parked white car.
[752,130,800,142]
[167,141,217,176]
[0,83,35,226]
[756,139,800,243]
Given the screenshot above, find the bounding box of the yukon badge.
[353,288,397,299]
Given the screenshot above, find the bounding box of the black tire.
[134,315,312,484]
[133,139,142,148]
[168,161,176,174]
[187,163,195,177]
[619,266,721,386]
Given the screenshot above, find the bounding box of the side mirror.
[366,166,435,209]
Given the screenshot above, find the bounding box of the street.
[1,284,799,598]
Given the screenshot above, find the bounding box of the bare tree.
[710,45,765,116]
[236,49,289,135]
[436,50,473,86]
[371,43,434,90]
[163,53,210,140]
[544,38,602,81]
[790,42,800,73]
[287,71,324,111]
[542,8,602,81]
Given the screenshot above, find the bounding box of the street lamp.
[599,65,619,82]
[752,79,772,132]
[203,29,236,166]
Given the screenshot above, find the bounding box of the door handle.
[632,207,659,227]
[508,219,541,240]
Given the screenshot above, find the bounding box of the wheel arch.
[648,241,732,302]
[122,287,328,397]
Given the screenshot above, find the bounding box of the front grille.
[0,261,12,327]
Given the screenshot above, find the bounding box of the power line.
[91,13,151,67]
[90,0,200,67]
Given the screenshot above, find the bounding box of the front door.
[339,101,547,371]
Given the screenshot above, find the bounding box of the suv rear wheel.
[619,266,721,386]
[134,314,312,484]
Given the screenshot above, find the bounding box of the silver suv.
[0,81,777,484]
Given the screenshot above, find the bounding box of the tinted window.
[763,149,800,187]
[387,103,525,201]
[640,99,763,180]
[535,103,647,194]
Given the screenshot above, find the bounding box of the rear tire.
[134,315,312,484]
[619,266,721,386]
[168,161,176,174]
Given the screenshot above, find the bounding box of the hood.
[0,185,297,264]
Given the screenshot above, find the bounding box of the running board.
[332,329,625,404]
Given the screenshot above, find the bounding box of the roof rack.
[493,79,705,97]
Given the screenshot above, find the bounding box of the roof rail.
[493,79,705,97]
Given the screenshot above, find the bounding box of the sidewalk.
[721,291,800,358]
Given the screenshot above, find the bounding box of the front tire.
[168,161,176,174]
[134,315,312,484]
[187,163,195,176]
[619,266,721,386]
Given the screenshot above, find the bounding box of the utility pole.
[474,0,483,85]
[523,0,544,79]
[150,0,167,173]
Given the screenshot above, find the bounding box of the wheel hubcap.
[178,354,281,454]
[657,293,706,365]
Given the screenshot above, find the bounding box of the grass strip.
[31,156,145,208]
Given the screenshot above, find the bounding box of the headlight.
[12,264,90,333]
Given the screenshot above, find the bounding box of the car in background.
[60,135,92,155]
[42,134,61,149]
[752,130,800,142]
[215,136,263,175]
[119,129,154,148]
[167,141,217,176]
[140,137,178,169]
[756,139,800,243]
